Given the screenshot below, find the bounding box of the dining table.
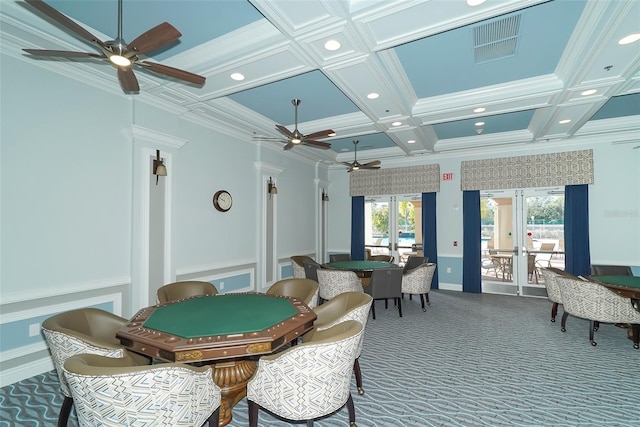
[116,293,316,426]
[323,260,396,285]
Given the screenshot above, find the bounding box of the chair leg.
[397,297,402,317]
[550,302,558,322]
[425,293,430,306]
[371,301,376,319]
[353,358,364,395]
[307,421,314,427]
[206,407,220,427]
[58,396,73,427]
[589,320,597,346]
[631,324,639,349]
[248,400,259,427]
[419,294,426,312]
[346,393,356,427]
[384,298,389,309]
[561,311,569,332]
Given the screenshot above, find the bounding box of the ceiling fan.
[21,0,206,93]
[256,99,335,150]
[342,140,381,172]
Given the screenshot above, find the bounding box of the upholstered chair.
[303,292,373,395]
[266,278,319,309]
[317,268,363,303]
[330,253,352,262]
[590,264,633,276]
[401,263,437,312]
[555,275,640,349]
[290,255,317,279]
[539,268,564,323]
[402,255,428,273]
[157,280,218,304]
[369,254,394,263]
[304,261,321,283]
[42,308,151,427]
[247,321,363,427]
[365,267,404,319]
[63,354,221,427]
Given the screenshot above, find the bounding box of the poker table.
[324,260,396,285]
[117,293,316,426]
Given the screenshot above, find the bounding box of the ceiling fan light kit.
[22,0,206,93]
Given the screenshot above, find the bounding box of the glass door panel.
[481,188,564,296]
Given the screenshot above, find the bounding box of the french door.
[364,195,422,264]
[481,188,565,297]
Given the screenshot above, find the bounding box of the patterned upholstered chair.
[247,321,363,427]
[63,354,221,427]
[42,308,151,427]
[366,267,404,319]
[290,255,317,279]
[303,292,373,395]
[266,278,320,309]
[539,267,566,323]
[330,253,352,262]
[157,280,218,304]
[317,268,363,304]
[555,275,640,348]
[401,263,437,312]
[590,264,633,276]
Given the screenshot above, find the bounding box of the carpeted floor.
[2,290,639,426]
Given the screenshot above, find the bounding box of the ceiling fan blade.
[127,22,181,57]
[25,0,101,45]
[22,49,102,58]
[341,162,354,168]
[283,142,295,150]
[138,61,205,85]
[302,139,331,150]
[360,160,381,168]
[275,125,294,138]
[117,67,140,92]
[362,165,381,170]
[305,129,335,140]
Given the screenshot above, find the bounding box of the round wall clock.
[213,190,232,212]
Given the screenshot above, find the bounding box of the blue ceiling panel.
[394,0,586,98]
[329,133,397,153]
[432,110,535,140]
[590,93,640,121]
[228,70,360,125]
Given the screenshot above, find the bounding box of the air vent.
[474,14,521,63]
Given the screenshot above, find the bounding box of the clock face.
[213,190,232,212]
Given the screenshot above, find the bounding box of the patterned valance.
[460,149,594,191]
[349,164,440,196]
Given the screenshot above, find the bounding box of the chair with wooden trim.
[64,354,221,427]
[42,308,151,427]
[157,281,218,304]
[247,321,363,427]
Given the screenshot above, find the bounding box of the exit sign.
[442,172,454,181]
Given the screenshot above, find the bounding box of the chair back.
[369,254,394,263]
[590,264,633,276]
[539,268,563,304]
[157,281,218,304]
[401,263,436,294]
[41,308,146,398]
[247,321,363,421]
[291,256,316,278]
[330,253,352,262]
[64,354,221,427]
[366,267,404,300]
[317,269,363,301]
[266,278,319,308]
[403,255,428,274]
[303,261,320,282]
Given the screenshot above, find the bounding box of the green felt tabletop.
[144,294,298,339]
[593,275,640,289]
[325,260,395,271]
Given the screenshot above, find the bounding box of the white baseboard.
[1,357,54,388]
[437,282,462,291]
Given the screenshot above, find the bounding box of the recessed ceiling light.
[467,0,486,6]
[392,121,402,126]
[367,93,379,99]
[230,73,245,81]
[559,119,571,124]
[581,89,597,96]
[324,39,341,51]
[475,121,485,126]
[474,107,486,113]
[340,148,349,152]
[407,140,416,144]
[618,33,640,45]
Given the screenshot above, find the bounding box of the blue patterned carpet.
[2,290,639,426]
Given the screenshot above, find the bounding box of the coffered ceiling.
[1,0,639,166]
